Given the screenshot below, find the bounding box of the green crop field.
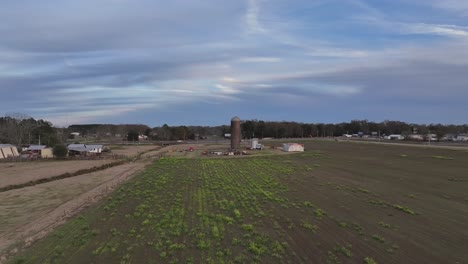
[10,141,468,263]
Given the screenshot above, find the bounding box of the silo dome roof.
[231,116,240,121]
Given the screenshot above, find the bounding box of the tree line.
[2,114,467,145]
[237,119,468,139]
[0,113,61,146]
[150,120,468,141]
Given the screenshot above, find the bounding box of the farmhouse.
[385,134,405,140]
[283,143,305,152]
[407,134,424,141]
[27,145,53,158]
[84,144,104,153]
[67,144,104,155]
[0,144,19,159]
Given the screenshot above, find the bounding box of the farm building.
[407,134,424,141]
[67,144,104,155]
[250,138,259,149]
[26,145,53,158]
[283,143,304,152]
[385,134,405,140]
[0,144,19,159]
[84,144,104,153]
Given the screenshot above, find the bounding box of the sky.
[1,0,468,127]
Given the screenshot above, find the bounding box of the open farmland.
[9,141,468,263]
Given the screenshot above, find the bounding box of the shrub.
[53,144,68,158]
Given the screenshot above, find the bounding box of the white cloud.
[245,0,266,34]
[316,85,363,96]
[353,14,468,38]
[215,84,240,94]
[172,89,194,93]
[404,23,468,37]
[254,84,272,88]
[307,48,370,58]
[238,57,281,63]
[221,77,241,83]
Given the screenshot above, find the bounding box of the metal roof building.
[67,144,104,154]
[27,145,48,151]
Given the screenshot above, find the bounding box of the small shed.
[27,145,53,158]
[385,134,404,140]
[250,138,259,149]
[0,144,19,159]
[283,143,304,152]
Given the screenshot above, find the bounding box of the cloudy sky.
[1,0,467,126]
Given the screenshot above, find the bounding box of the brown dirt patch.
[0,160,113,189]
[0,163,145,257]
[107,144,158,156]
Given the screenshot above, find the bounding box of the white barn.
[0,144,19,159]
[283,143,305,152]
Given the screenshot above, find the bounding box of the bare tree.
[0,113,36,146]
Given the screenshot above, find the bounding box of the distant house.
[442,134,457,141]
[385,135,405,140]
[85,144,104,153]
[26,145,53,158]
[0,144,19,159]
[283,143,305,152]
[407,134,424,141]
[67,144,88,156]
[426,134,438,141]
[67,144,104,155]
[456,134,468,142]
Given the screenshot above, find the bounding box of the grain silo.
[230,116,241,150]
